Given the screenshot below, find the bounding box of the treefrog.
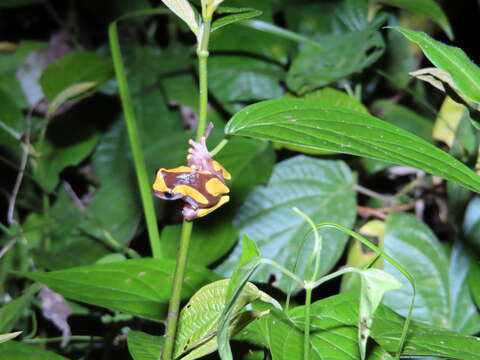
[152,123,231,220]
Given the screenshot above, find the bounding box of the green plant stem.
[292,207,322,360]
[210,138,229,157]
[161,17,212,360]
[108,22,162,259]
[161,220,193,360]
[196,21,211,139]
[304,286,312,360]
[24,335,103,344]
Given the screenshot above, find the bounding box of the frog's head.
[152,167,189,201]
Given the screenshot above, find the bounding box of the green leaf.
[0,341,68,360]
[302,88,368,114]
[278,88,368,155]
[216,156,356,292]
[464,195,480,248]
[30,188,110,270]
[0,285,38,333]
[394,27,480,104]
[174,279,262,359]
[286,29,384,94]
[341,220,386,295]
[78,177,142,247]
[468,258,480,310]
[373,99,433,141]
[36,133,100,192]
[208,4,289,113]
[358,269,402,360]
[284,0,369,37]
[447,242,480,334]
[127,330,163,360]
[47,81,97,117]
[40,51,113,102]
[384,17,417,90]
[0,332,21,344]
[382,213,480,334]
[0,90,23,147]
[182,310,263,360]
[17,259,219,320]
[211,7,262,32]
[160,219,238,267]
[225,99,480,193]
[282,294,480,360]
[218,236,264,360]
[160,0,198,34]
[464,196,480,308]
[264,302,392,360]
[207,55,284,114]
[379,0,452,39]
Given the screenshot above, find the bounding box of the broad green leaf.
[207,55,284,114]
[36,133,100,192]
[160,219,238,267]
[285,0,373,36]
[0,341,68,360]
[225,99,480,193]
[286,29,384,94]
[278,88,368,155]
[216,156,356,292]
[0,332,21,344]
[211,7,262,32]
[303,88,368,114]
[264,304,391,360]
[160,0,198,34]
[40,51,113,102]
[17,259,219,320]
[379,0,452,39]
[447,242,480,334]
[382,213,480,334]
[281,294,480,359]
[0,285,38,333]
[174,279,260,358]
[181,310,263,360]
[373,99,433,141]
[29,188,110,270]
[394,27,480,104]
[208,3,289,113]
[127,330,163,360]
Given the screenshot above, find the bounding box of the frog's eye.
[164,191,173,199]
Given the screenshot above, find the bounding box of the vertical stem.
[109,22,162,259]
[161,220,192,360]
[161,17,212,360]
[196,20,211,139]
[304,286,312,360]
